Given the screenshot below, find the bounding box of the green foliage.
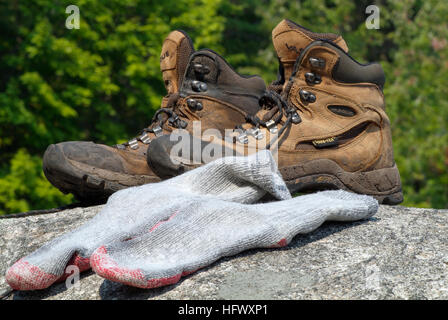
[0,0,446,213]
[381,0,448,208]
[0,149,74,214]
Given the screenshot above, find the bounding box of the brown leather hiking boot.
[147,20,403,205]
[43,30,266,202]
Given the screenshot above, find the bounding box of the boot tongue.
[272,19,349,82]
[160,30,194,96]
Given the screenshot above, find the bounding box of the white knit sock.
[90,189,377,288]
[6,150,289,290]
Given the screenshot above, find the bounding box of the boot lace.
[240,84,301,149]
[237,81,302,149]
[115,93,189,150]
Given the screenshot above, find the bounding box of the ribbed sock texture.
[90,189,377,288]
[6,150,378,290]
[5,151,290,290]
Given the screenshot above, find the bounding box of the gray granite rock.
[0,204,447,300]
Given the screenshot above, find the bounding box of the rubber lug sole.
[151,156,404,205]
[281,159,403,205]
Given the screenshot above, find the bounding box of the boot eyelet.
[187,98,197,108]
[115,144,126,150]
[305,72,321,85]
[192,80,207,92]
[299,89,316,103]
[246,128,264,140]
[291,112,302,124]
[237,132,249,144]
[309,57,326,68]
[139,133,151,144]
[128,138,139,150]
[168,115,179,126]
[265,120,278,134]
[152,125,163,137]
[186,98,203,111]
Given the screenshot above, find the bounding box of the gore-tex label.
[312,136,339,148]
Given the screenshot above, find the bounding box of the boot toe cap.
[44,141,125,173]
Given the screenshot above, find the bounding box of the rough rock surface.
[0,204,447,300]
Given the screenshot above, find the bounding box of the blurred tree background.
[0,0,446,214]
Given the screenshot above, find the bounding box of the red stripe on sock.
[269,238,288,248]
[149,211,178,232]
[91,246,198,289]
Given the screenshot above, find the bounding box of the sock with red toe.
[90,189,377,289]
[6,150,289,290]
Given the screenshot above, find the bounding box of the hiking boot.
[43,30,193,201]
[43,30,266,202]
[147,20,403,205]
